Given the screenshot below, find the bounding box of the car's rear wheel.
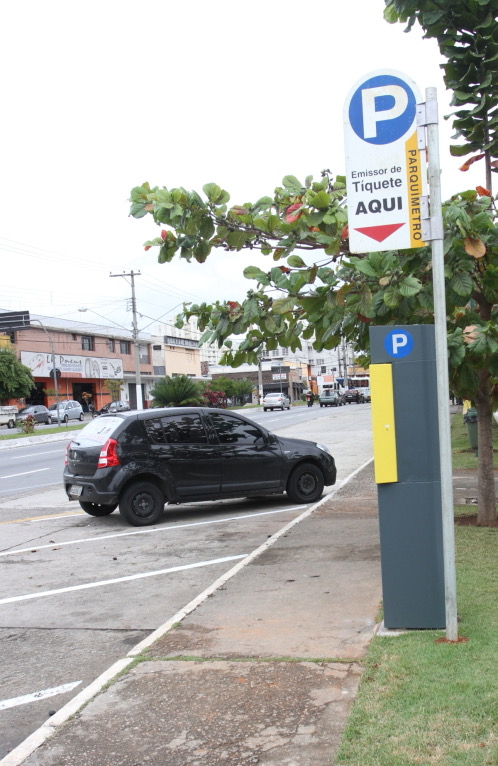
[7,419,15,428]
[79,501,117,516]
[79,412,84,421]
[119,481,165,526]
[47,416,52,425]
[286,462,324,504]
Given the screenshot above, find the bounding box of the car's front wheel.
[119,481,165,526]
[286,462,324,504]
[47,416,52,425]
[79,412,84,421]
[79,501,117,516]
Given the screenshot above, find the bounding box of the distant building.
[1,313,156,409]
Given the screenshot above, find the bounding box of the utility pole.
[110,270,143,410]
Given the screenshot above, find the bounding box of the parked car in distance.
[16,405,52,425]
[262,392,291,411]
[64,407,337,526]
[319,390,344,407]
[0,405,18,429]
[343,389,365,404]
[93,400,131,417]
[48,400,84,423]
[362,388,371,403]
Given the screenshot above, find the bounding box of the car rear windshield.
[75,416,124,444]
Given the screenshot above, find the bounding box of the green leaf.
[399,277,422,297]
[383,287,401,309]
[199,216,215,239]
[253,196,273,211]
[287,255,307,268]
[448,272,473,297]
[449,144,474,156]
[243,266,269,285]
[282,175,303,192]
[350,258,377,277]
[226,231,247,250]
[272,297,296,314]
[311,191,331,209]
[129,202,148,219]
[203,183,222,202]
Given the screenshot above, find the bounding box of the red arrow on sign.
[354,223,405,242]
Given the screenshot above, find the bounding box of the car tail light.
[64,441,71,465]
[97,438,120,468]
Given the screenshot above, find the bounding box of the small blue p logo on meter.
[384,329,414,358]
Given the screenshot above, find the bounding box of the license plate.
[69,485,83,497]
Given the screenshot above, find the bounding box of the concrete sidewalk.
[5,461,381,766]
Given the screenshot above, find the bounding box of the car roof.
[100,406,263,425]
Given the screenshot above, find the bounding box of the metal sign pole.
[423,87,458,641]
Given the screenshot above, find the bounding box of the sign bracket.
[420,195,444,241]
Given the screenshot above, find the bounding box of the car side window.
[143,417,167,444]
[160,413,208,444]
[209,412,265,445]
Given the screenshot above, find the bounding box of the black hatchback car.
[64,407,337,526]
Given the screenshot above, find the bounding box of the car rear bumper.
[64,473,120,505]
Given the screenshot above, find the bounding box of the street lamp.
[30,319,60,426]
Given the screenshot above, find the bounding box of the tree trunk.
[476,367,498,526]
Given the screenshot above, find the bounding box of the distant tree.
[150,375,205,407]
[103,379,124,402]
[232,378,255,404]
[0,347,34,402]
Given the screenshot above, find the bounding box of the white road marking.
[0,682,82,711]
[1,506,303,557]
[0,554,248,605]
[10,450,64,459]
[2,469,50,479]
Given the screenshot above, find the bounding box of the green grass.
[451,413,498,470]
[0,422,86,441]
[336,528,498,765]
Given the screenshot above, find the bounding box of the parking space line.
[0,554,248,605]
[0,682,82,711]
[10,450,64,459]
[2,469,50,479]
[0,506,303,557]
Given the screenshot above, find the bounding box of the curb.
[0,457,374,766]
[0,430,82,450]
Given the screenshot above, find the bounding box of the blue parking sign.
[383,329,414,358]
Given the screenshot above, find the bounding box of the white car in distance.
[262,393,291,411]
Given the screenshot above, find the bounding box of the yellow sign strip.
[370,363,398,484]
[405,130,425,248]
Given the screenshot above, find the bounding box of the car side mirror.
[268,433,277,444]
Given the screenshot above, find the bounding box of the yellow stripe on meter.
[370,364,397,483]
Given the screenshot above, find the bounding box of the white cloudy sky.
[0,0,485,336]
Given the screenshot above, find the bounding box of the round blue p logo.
[384,329,414,358]
[349,74,417,145]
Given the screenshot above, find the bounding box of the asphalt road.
[0,404,374,758]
